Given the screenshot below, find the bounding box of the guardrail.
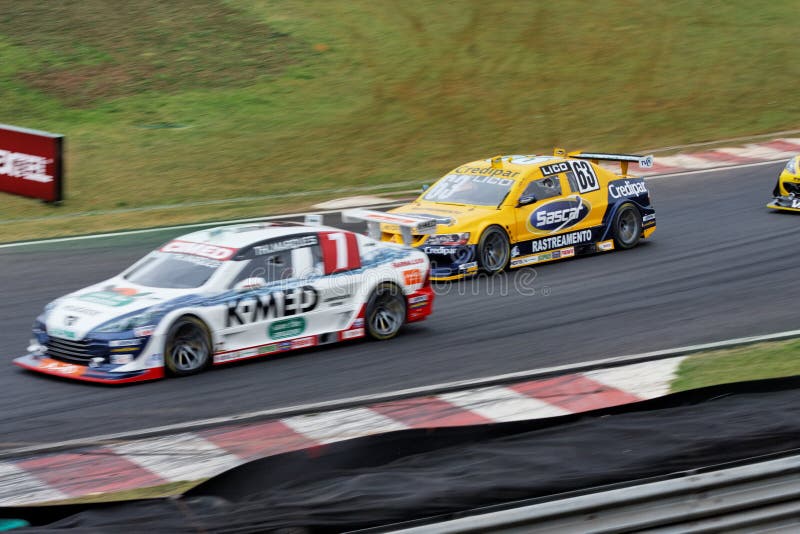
[388,452,800,533]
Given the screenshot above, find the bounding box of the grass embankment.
[671,338,800,392]
[1,0,799,241]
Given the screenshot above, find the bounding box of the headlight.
[786,158,798,174]
[96,309,159,333]
[426,233,470,246]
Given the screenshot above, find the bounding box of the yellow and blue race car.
[767,155,800,212]
[376,149,656,280]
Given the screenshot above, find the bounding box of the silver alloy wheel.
[370,291,405,337]
[617,209,638,244]
[167,320,210,374]
[480,228,509,273]
[613,204,642,249]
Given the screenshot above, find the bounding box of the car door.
[511,167,598,263]
[313,230,364,338]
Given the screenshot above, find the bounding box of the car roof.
[173,222,341,249]
[451,154,565,181]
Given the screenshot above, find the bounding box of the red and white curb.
[0,357,684,506]
[632,137,800,175]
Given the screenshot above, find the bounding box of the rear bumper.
[406,286,435,323]
[14,354,164,384]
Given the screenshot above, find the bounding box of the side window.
[520,176,562,203]
[228,250,296,288]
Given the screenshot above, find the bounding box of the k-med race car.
[767,155,800,212]
[14,221,434,384]
[377,149,656,280]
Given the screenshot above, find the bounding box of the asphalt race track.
[1,162,797,449]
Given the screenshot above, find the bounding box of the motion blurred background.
[0,0,798,240]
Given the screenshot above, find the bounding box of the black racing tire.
[164,316,212,377]
[477,225,510,274]
[365,282,406,341]
[611,203,643,250]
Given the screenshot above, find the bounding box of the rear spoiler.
[342,209,437,245]
[556,148,654,175]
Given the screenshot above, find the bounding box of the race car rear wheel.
[612,203,642,249]
[164,316,212,377]
[366,282,406,340]
[478,226,510,274]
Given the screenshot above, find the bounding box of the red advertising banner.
[0,124,64,202]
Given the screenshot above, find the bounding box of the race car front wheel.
[164,316,212,377]
[612,203,642,249]
[478,226,510,274]
[366,282,406,340]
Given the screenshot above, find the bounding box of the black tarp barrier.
[6,375,800,533]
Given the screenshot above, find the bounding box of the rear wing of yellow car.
[555,148,654,176]
[342,209,437,245]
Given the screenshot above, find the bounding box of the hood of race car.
[388,201,499,236]
[43,279,195,340]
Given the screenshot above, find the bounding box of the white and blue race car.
[15,218,434,384]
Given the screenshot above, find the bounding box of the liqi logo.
[528,197,591,234]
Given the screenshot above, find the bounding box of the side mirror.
[421,184,429,192]
[233,277,268,291]
[517,195,536,207]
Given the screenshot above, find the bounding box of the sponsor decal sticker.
[134,325,156,337]
[48,327,77,339]
[561,247,575,258]
[291,336,316,349]
[597,240,615,251]
[792,199,800,209]
[268,317,306,339]
[79,286,155,307]
[453,165,520,178]
[530,229,593,253]
[643,213,656,222]
[161,240,237,261]
[226,286,318,327]
[511,245,520,258]
[528,197,591,234]
[608,178,648,200]
[392,258,425,268]
[146,353,164,368]
[353,318,365,328]
[109,339,142,347]
[510,255,539,268]
[110,354,133,365]
[423,246,460,255]
[39,358,85,376]
[403,269,423,285]
[253,235,318,256]
[458,261,478,271]
[342,328,365,340]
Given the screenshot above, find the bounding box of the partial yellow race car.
[767,155,800,212]
[375,149,656,280]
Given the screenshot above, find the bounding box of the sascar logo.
[528,197,591,234]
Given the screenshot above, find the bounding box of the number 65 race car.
[767,155,800,212]
[370,149,656,280]
[14,220,434,384]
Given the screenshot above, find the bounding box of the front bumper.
[406,286,435,322]
[767,195,800,212]
[14,353,164,384]
[419,244,479,281]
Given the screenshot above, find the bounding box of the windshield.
[422,174,515,206]
[124,252,221,288]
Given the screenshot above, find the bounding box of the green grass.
[671,339,800,392]
[1,0,799,241]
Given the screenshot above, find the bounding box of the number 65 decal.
[319,231,361,274]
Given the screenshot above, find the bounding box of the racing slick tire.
[164,316,212,377]
[478,225,510,275]
[365,282,406,341]
[611,203,643,249]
